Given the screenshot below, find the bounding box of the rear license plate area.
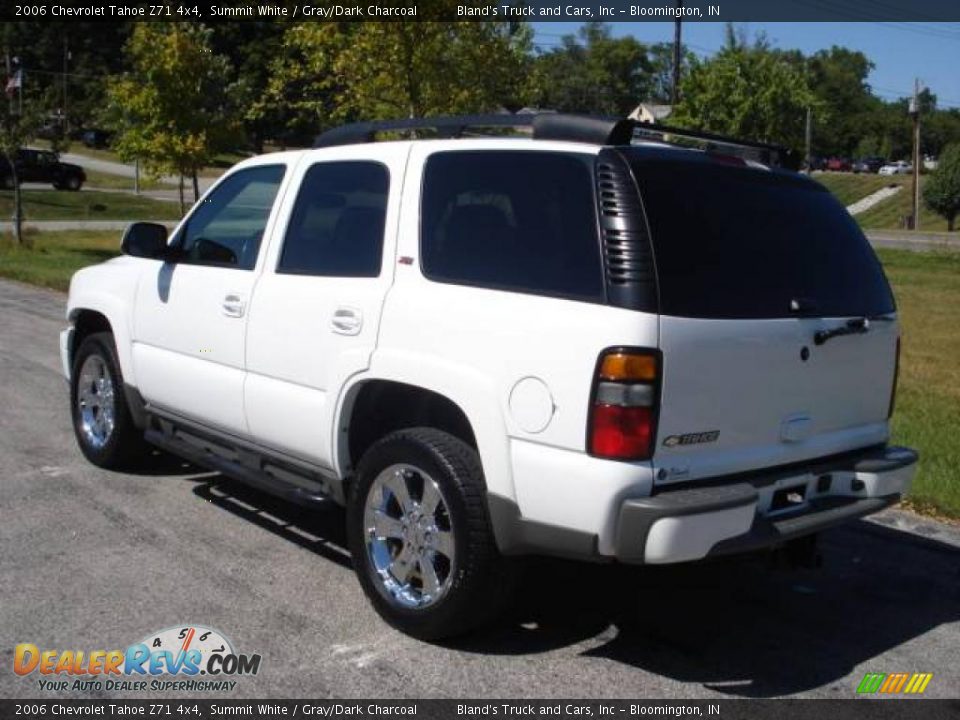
[771,484,807,513]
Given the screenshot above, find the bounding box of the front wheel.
[347,428,513,640]
[70,332,146,469]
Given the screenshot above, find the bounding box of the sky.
[530,22,960,110]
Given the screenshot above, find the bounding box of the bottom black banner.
[3,700,960,720]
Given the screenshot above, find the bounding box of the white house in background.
[629,103,673,124]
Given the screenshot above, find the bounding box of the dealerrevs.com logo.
[14,625,261,693]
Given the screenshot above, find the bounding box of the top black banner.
[6,0,960,23]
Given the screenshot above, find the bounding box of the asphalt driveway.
[0,278,957,700]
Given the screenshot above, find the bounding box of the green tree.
[806,46,875,156]
[105,24,238,212]
[646,41,696,104]
[209,21,287,152]
[670,26,822,151]
[0,96,44,246]
[258,11,530,141]
[924,143,960,231]
[530,23,652,115]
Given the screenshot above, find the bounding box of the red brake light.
[590,405,653,459]
[588,349,659,461]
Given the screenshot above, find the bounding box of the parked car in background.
[879,160,912,176]
[82,129,114,149]
[0,148,86,190]
[825,157,852,172]
[853,157,886,174]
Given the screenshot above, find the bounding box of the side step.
[144,414,343,508]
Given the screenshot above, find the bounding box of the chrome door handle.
[332,307,362,335]
[222,294,245,318]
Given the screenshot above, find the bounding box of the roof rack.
[312,113,797,168]
[632,121,799,169]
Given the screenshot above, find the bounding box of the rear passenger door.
[243,145,407,468]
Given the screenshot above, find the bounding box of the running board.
[144,414,343,507]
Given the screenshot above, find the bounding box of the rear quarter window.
[628,154,895,319]
[420,150,604,303]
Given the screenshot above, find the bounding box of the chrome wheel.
[363,463,456,610]
[76,354,116,450]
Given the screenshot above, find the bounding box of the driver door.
[132,163,288,435]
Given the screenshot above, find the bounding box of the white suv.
[61,114,917,639]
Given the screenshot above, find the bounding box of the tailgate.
[624,149,899,485]
[655,315,897,483]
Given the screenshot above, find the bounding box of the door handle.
[332,307,362,335]
[222,293,246,318]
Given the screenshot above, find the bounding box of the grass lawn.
[0,188,181,222]
[0,230,120,291]
[813,171,905,206]
[83,169,165,192]
[815,172,952,232]
[0,234,957,518]
[857,176,950,232]
[878,248,960,518]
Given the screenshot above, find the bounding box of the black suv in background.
[1,149,86,191]
[853,156,886,174]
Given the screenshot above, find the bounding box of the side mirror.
[121,222,169,260]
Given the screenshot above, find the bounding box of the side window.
[421,151,603,302]
[176,165,285,270]
[278,161,389,277]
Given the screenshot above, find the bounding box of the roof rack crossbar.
[312,112,797,168]
[632,121,787,154]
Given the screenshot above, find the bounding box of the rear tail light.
[588,349,660,460]
[888,336,901,418]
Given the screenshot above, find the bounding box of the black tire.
[70,332,147,469]
[347,428,514,640]
[1,175,14,190]
[64,175,83,191]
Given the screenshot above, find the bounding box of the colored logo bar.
[856,672,933,694]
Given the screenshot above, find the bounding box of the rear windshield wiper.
[814,315,894,346]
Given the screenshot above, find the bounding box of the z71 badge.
[663,431,720,447]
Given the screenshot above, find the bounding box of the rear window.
[421,151,604,302]
[628,155,895,319]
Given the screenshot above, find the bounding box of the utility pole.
[909,78,921,231]
[672,1,683,105]
[805,107,812,173]
[62,37,69,136]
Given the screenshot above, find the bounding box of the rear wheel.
[347,428,513,640]
[70,332,146,469]
[1,175,14,190]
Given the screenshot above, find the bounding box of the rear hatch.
[626,150,899,485]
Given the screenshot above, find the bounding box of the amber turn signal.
[599,352,657,382]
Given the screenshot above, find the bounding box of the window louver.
[595,149,658,312]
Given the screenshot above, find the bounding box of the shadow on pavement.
[189,474,351,570]
[183,473,960,697]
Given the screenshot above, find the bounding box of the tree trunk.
[11,166,24,247]
[178,174,185,217]
[192,171,199,203]
[949,215,955,232]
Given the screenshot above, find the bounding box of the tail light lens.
[589,349,659,460]
[888,336,901,418]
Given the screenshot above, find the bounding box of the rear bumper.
[615,445,917,564]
